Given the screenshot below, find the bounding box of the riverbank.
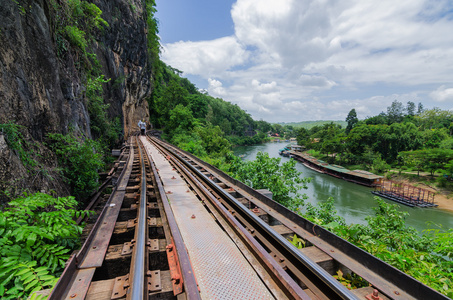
[435,193,453,212]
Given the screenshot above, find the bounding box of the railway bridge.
[47,135,448,300]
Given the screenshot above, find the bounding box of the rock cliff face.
[0,0,152,202]
[94,0,152,136]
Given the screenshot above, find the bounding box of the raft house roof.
[293,152,383,180]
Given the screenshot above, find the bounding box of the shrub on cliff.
[46,133,104,200]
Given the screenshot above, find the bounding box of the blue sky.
[156,0,453,123]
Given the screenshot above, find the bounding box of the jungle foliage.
[147,63,276,167]
[228,152,310,211]
[296,101,453,187]
[46,133,104,200]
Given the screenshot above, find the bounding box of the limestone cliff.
[0,0,152,202]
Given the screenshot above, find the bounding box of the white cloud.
[160,0,453,122]
[161,36,249,77]
[299,75,337,89]
[207,78,226,96]
[430,85,453,102]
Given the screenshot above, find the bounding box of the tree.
[195,124,231,156]
[272,124,284,135]
[406,101,416,116]
[417,102,424,115]
[187,94,208,119]
[230,152,310,211]
[296,127,310,147]
[154,78,189,126]
[167,104,196,134]
[399,150,425,176]
[424,149,453,176]
[421,128,449,149]
[415,108,453,130]
[364,112,388,125]
[384,122,422,161]
[387,100,405,124]
[345,108,358,134]
[345,124,375,157]
[256,120,272,133]
[399,149,453,176]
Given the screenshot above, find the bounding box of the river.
[233,142,453,233]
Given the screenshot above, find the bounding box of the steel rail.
[150,137,359,300]
[128,137,148,299]
[143,136,201,300]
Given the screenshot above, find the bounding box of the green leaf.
[36,269,48,277]
[39,275,55,281]
[0,272,16,288]
[15,268,30,276]
[25,279,39,291]
[23,274,36,285]
[26,233,37,247]
[34,266,47,273]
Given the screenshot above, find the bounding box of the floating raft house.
[279,146,290,157]
[289,151,383,187]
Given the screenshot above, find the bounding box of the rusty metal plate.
[79,191,126,268]
[111,274,129,299]
[121,241,134,255]
[62,268,96,300]
[147,270,162,292]
[127,218,137,228]
[148,239,159,252]
[148,202,159,209]
[166,243,183,295]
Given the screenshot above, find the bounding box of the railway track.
[48,135,449,300]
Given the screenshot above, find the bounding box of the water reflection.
[233,142,453,232]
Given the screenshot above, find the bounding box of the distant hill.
[276,120,347,129]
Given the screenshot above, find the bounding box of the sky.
[155,0,453,123]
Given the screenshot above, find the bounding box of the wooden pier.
[372,180,437,208]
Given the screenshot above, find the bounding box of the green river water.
[233,142,453,233]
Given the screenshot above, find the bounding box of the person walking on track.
[138,119,146,135]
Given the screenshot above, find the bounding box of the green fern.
[0,192,91,299]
